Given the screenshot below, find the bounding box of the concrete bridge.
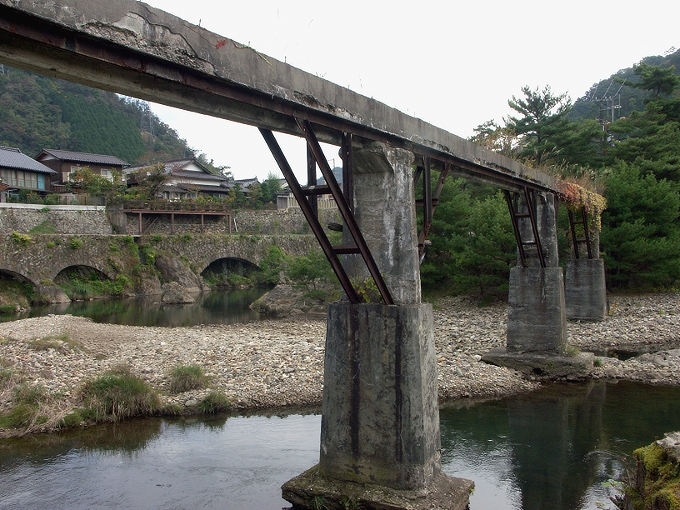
[0,233,315,287]
[0,2,608,508]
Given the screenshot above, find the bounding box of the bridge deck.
[0,0,558,193]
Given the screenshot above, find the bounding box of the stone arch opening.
[201,257,262,288]
[54,265,114,300]
[0,270,36,314]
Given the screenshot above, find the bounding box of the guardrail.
[117,200,232,212]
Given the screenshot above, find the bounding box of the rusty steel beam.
[296,118,394,305]
[259,127,361,304]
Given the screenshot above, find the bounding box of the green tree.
[127,163,169,200]
[470,120,519,157]
[505,85,574,166]
[608,64,680,183]
[600,161,680,289]
[487,85,601,169]
[229,183,246,208]
[285,248,336,294]
[258,173,283,205]
[626,62,680,99]
[71,167,124,199]
[420,178,517,300]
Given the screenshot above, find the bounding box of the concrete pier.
[565,258,608,321]
[484,192,592,377]
[507,266,567,354]
[282,142,473,509]
[506,192,567,352]
[320,302,440,489]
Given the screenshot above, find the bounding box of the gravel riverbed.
[1,293,678,436]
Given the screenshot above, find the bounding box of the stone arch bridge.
[0,233,317,287]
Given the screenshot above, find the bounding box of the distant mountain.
[570,47,680,122]
[0,65,191,164]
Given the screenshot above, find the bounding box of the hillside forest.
[1,45,680,298]
[423,48,680,297]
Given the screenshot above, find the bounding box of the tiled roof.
[170,169,227,181]
[176,183,231,193]
[0,146,56,174]
[38,149,129,166]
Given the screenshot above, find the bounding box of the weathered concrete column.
[565,230,608,321]
[485,192,593,377]
[320,302,440,489]
[282,142,472,509]
[343,143,422,305]
[507,192,567,354]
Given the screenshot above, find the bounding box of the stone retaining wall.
[122,208,340,235]
[0,203,339,236]
[0,204,113,235]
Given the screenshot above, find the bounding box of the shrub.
[10,232,32,246]
[197,391,230,414]
[0,383,48,429]
[226,273,251,287]
[28,334,81,352]
[80,366,160,421]
[69,237,84,249]
[60,408,86,428]
[168,364,208,394]
[0,367,13,388]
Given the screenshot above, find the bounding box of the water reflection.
[2,382,680,509]
[12,288,269,327]
[441,380,680,510]
[0,411,320,510]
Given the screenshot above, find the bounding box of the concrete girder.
[0,0,559,194]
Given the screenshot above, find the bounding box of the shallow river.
[5,289,267,327]
[2,380,680,509]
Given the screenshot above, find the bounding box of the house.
[0,146,57,196]
[35,149,129,190]
[125,158,234,200]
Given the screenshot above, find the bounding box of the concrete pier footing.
[506,266,567,355]
[282,302,473,509]
[565,258,608,321]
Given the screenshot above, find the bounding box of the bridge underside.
[0,2,607,509]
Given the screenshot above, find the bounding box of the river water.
[5,289,268,327]
[2,380,680,510]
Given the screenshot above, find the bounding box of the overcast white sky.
[142,0,678,181]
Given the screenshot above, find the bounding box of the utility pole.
[592,79,625,156]
[140,102,154,136]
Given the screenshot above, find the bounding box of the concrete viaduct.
[0,2,608,509]
[0,233,315,287]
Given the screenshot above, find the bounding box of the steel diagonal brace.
[295,118,394,305]
[415,160,451,262]
[567,207,593,259]
[504,187,547,268]
[259,127,362,304]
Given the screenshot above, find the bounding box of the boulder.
[161,282,196,304]
[136,275,162,296]
[155,254,203,292]
[34,283,71,304]
[250,284,329,317]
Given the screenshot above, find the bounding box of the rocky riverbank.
[0,292,678,437]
